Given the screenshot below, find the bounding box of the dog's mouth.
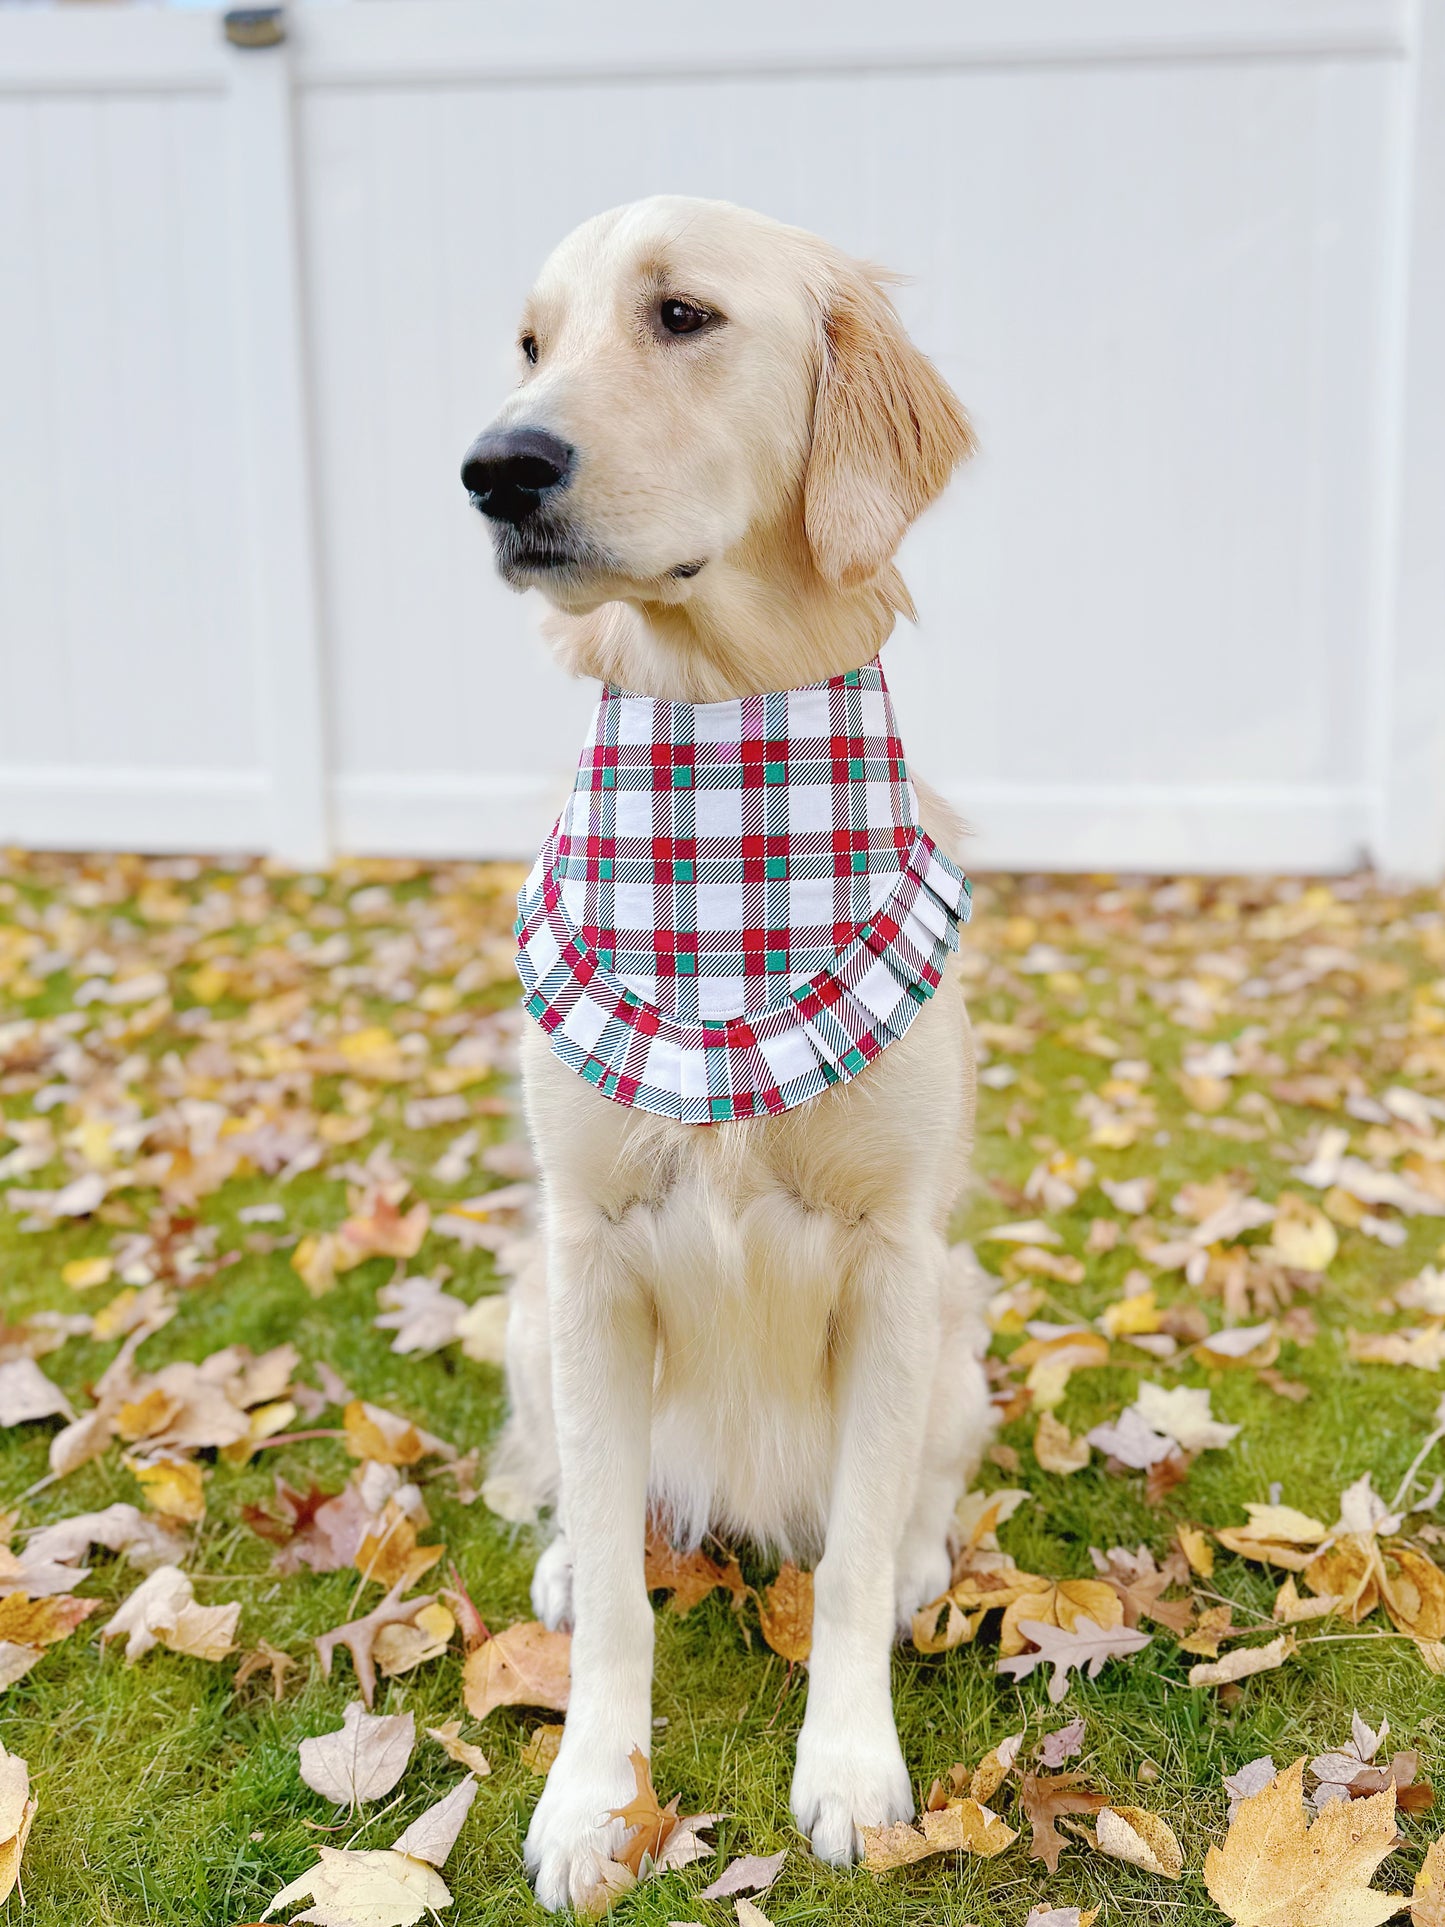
[487,517,611,585]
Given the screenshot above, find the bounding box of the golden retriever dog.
[460,195,992,1912]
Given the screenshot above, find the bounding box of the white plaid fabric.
[515,658,971,1123]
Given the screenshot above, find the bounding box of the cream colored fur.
[469,195,993,1912]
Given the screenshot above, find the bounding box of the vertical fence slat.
[225,29,331,866]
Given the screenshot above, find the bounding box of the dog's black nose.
[461,427,573,523]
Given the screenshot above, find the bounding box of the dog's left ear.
[803,265,975,588]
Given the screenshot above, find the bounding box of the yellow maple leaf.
[1204,1758,1400,1927]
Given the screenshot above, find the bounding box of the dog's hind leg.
[522,1206,656,1914]
[892,1242,995,1634]
[791,1224,940,1866]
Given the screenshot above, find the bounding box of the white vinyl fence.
[1,0,1441,876]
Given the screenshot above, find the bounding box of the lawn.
[2,852,1443,1927]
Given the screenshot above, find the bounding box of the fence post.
[1376,0,1445,880]
[224,10,331,867]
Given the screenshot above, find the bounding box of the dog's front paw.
[790,1717,913,1866]
[523,1740,634,1913]
[530,1535,575,1631]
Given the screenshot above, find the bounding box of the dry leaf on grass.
[1188,1633,1296,1689]
[521,1724,564,1775]
[645,1530,748,1616]
[0,1358,75,1426]
[1204,1758,1400,1927]
[390,1776,478,1865]
[1226,1758,1279,1821]
[862,1798,1017,1869]
[99,1565,239,1663]
[0,1744,37,1905]
[265,1846,451,1926]
[235,1640,296,1702]
[353,1499,445,1594]
[1025,1908,1098,1927]
[1018,1770,1107,1872]
[426,1721,490,1777]
[1414,1836,1445,1926]
[375,1277,469,1356]
[462,1620,570,1721]
[298,1702,415,1807]
[998,1616,1152,1702]
[314,1580,438,1708]
[1034,1413,1090,1475]
[1092,1804,1184,1878]
[755,1564,813,1663]
[697,1850,786,1901]
[998,1580,1123,1658]
[343,1399,455,1467]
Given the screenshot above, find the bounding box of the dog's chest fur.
[521,960,970,1555]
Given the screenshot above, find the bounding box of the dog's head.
[462,196,973,624]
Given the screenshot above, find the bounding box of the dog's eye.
[659,299,713,336]
[520,334,539,365]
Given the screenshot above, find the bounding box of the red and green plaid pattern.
[515,659,971,1124]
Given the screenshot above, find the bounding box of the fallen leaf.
[375,1276,469,1356]
[921,1797,1018,1856]
[462,1620,570,1721]
[1225,1757,1279,1822]
[1018,1770,1107,1872]
[1204,1757,1399,1927]
[315,1582,439,1710]
[99,1565,239,1663]
[0,1592,98,1649]
[1188,1633,1296,1689]
[375,1601,455,1677]
[235,1640,296,1702]
[343,1400,454,1467]
[454,1295,509,1365]
[298,1702,416,1807]
[390,1775,477,1867]
[0,1743,37,1904]
[353,1500,445,1594]
[0,1358,75,1426]
[1034,1413,1091,1475]
[1084,1406,1175,1470]
[1271,1194,1338,1271]
[1414,1836,1445,1926]
[697,1850,786,1901]
[756,1564,813,1663]
[265,1846,450,1925]
[997,1616,1152,1702]
[520,1724,563,1775]
[998,1580,1123,1659]
[125,1455,206,1523]
[645,1531,748,1616]
[1036,1716,1086,1768]
[1134,1382,1241,1453]
[425,1721,490,1777]
[1093,1804,1184,1878]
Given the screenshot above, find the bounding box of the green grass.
[2,856,1444,1926]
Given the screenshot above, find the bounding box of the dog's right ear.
[803,264,975,589]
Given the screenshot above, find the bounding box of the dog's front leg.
[791,1226,938,1865]
[524,1215,654,1913]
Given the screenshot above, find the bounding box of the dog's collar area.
[514,658,973,1125]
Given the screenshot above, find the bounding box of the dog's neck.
[542,518,914,702]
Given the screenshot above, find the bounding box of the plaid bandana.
[515,658,971,1124]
